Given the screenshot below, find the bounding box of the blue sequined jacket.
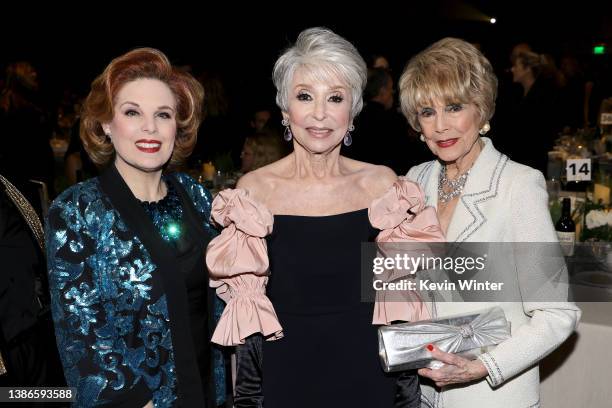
[46,170,223,407]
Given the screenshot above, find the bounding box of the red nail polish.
[427,344,434,351]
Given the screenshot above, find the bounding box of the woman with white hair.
[207,28,444,407]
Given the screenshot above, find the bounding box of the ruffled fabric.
[369,176,443,242]
[368,177,445,324]
[208,180,445,341]
[207,189,283,346]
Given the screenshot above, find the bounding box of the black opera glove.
[395,369,421,408]
[234,334,264,408]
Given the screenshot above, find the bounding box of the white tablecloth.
[540,295,612,407]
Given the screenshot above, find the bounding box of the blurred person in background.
[0,61,55,200]
[239,130,287,173]
[190,72,241,169]
[506,50,561,172]
[347,67,427,174]
[0,173,65,392]
[250,108,272,132]
[584,54,612,128]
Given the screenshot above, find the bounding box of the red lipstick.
[436,138,458,148]
[135,139,161,153]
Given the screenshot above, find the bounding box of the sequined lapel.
[99,166,173,258]
[99,165,206,406]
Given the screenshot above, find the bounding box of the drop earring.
[281,119,292,141]
[343,124,354,146]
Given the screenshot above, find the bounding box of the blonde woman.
[399,37,580,408]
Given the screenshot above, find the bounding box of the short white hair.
[272,27,367,119]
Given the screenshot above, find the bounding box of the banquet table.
[540,283,612,407]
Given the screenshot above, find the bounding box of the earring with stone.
[343,124,355,146]
[281,119,293,141]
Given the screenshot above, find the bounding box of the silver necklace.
[438,165,470,204]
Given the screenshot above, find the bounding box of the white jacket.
[406,137,581,408]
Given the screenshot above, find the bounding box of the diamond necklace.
[438,165,470,204]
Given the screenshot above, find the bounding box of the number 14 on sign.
[566,159,591,181]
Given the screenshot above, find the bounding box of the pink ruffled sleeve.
[206,189,283,346]
[368,177,445,325]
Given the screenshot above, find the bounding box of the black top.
[0,183,42,344]
[498,78,561,173]
[139,179,214,405]
[261,209,397,408]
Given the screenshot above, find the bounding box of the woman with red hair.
[46,48,224,407]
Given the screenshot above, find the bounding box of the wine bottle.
[556,198,576,256]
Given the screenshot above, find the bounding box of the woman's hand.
[417,345,488,387]
[143,401,154,408]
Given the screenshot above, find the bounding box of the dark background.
[1,1,611,117]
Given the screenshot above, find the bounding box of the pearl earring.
[479,122,491,135]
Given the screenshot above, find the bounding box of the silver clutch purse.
[378,306,511,372]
